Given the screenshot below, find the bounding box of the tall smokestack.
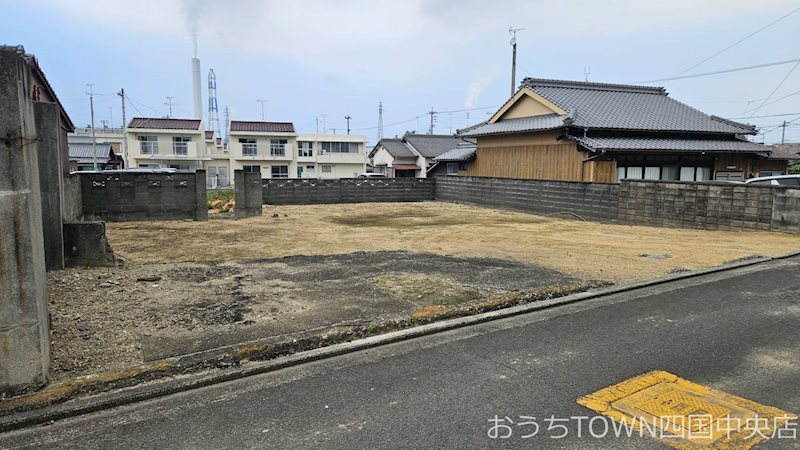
[192,57,202,120]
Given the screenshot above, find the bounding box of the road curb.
[1,251,798,433]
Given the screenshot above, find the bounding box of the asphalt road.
[2,257,799,449]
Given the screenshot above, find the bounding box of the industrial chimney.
[192,57,203,120]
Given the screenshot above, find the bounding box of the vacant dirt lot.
[48,251,595,381]
[107,201,800,282]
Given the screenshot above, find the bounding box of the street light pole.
[344,115,351,135]
[87,83,97,171]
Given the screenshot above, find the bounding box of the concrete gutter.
[1,251,798,432]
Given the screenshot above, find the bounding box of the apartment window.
[172,136,190,155]
[321,142,358,153]
[138,136,158,155]
[446,162,459,175]
[305,165,316,177]
[298,141,313,157]
[240,138,257,156]
[321,164,332,173]
[271,165,289,178]
[270,139,287,157]
[243,165,261,173]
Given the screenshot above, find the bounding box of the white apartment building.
[228,120,366,179]
[124,118,209,171]
[125,118,366,183]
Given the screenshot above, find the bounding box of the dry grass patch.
[106,202,800,283]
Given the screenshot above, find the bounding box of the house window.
[759,171,785,177]
[243,165,261,173]
[240,138,257,156]
[172,137,190,155]
[680,167,713,181]
[271,165,289,178]
[446,162,459,175]
[625,167,643,179]
[661,166,679,181]
[321,164,332,173]
[298,141,313,157]
[321,142,358,153]
[644,167,660,180]
[270,139,287,157]
[138,136,158,155]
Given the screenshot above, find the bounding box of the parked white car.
[356,172,387,178]
[744,174,800,186]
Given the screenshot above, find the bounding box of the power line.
[745,61,800,119]
[728,112,800,119]
[631,58,800,84]
[675,6,800,76]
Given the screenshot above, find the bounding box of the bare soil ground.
[47,201,799,382]
[48,251,592,381]
[108,202,800,282]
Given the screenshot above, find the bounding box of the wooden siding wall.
[583,160,617,183]
[714,154,789,177]
[463,143,587,181]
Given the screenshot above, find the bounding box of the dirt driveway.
[107,202,800,282]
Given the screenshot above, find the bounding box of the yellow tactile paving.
[577,370,797,449]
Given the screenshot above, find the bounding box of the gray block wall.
[34,102,65,270]
[618,180,788,232]
[772,188,800,233]
[234,171,263,219]
[0,47,51,395]
[435,176,620,222]
[79,171,208,222]
[262,178,435,205]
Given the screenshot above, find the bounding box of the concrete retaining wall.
[79,171,208,222]
[0,47,51,395]
[34,102,65,270]
[63,221,116,267]
[262,178,435,205]
[234,171,263,219]
[435,176,620,222]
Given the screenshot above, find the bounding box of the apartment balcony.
[138,141,211,160]
[316,150,365,164]
[233,143,293,160]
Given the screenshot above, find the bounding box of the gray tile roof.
[569,135,770,155]
[434,144,477,162]
[128,118,202,130]
[521,78,755,134]
[458,114,566,137]
[375,138,417,158]
[403,133,475,158]
[769,143,800,160]
[68,142,114,163]
[229,121,295,133]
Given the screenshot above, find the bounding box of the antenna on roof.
[584,66,591,82]
[509,27,525,97]
[164,96,175,118]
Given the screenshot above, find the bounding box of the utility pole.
[108,106,114,129]
[118,88,128,168]
[427,108,437,134]
[584,66,591,82]
[321,114,328,134]
[781,120,787,144]
[257,99,268,121]
[509,27,524,96]
[165,96,175,118]
[100,119,108,129]
[316,116,319,134]
[377,101,384,141]
[86,83,97,171]
[330,128,339,135]
[344,115,351,135]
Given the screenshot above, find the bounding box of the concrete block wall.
[79,171,208,222]
[262,178,435,205]
[34,102,65,270]
[435,176,620,222]
[0,47,51,394]
[772,189,800,233]
[234,171,263,219]
[619,180,787,232]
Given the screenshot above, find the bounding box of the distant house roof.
[205,130,214,140]
[68,142,114,164]
[568,136,770,155]
[460,78,757,137]
[229,121,295,133]
[373,138,417,158]
[127,118,202,130]
[434,143,477,162]
[769,143,800,160]
[404,133,474,158]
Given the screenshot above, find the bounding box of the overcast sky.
[3,0,799,144]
